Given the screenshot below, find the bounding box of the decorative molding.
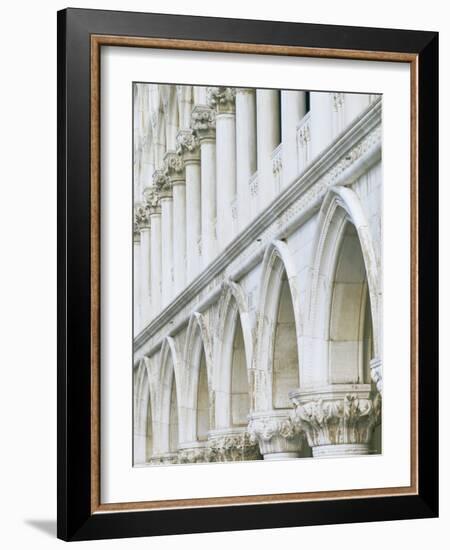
[326,124,381,185]
[370,357,383,394]
[272,144,283,176]
[134,202,150,230]
[191,105,216,141]
[164,151,185,184]
[148,452,179,465]
[332,92,345,112]
[143,185,161,215]
[178,445,209,464]
[153,169,172,199]
[207,87,236,114]
[290,384,381,449]
[249,172,259,197]
[248,410,303,457]
[231,196,238,221]
[176,129,200,163]
[207,428,261,462]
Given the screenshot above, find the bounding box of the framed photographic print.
[57,8,439,541]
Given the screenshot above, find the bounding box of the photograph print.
[133,84,382,466]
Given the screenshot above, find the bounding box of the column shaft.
[133,232,141,332]
[216,112,236,249]
[149,211,161,314]
[208,88,237,250]
[256,89,280,208]
[172,182,186,294]
[236,89,256,230]
[185,160,202,280]
[200,140,216,268]
[191,105,217,268]
[281,90,306,187]
[139,226,152,324]
[310,92,333,157]
[160,197,174,306]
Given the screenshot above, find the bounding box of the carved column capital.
[164,151,185,186]
[176,129,200,164]
[370,358,383,394]
[290,384,381,457]
[207,86,236,114]
[153,169,172,200]
[207,428,261,462]
[148,452,178,465]
[134,202,150,230]
[143,185,161,215]
[248,410,303,460]
[177,443,209,464]
[191,105,216,142]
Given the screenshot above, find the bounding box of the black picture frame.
[57,7,438,542]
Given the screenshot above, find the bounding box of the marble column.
[281,90,307,187]
[290,385,381,458]
[144,185,162,315]
[135,204,151,327]
[208,87,237,250]
[248,410,303,460]
[191,105,217,268]
[176,84,193,129]
[310,91,333,158]
[235,88,256,230]
[256,89,280,209]
[177,129,202,281]
[133,217,142,332]
[193,86,208,105]
[154,167,174,307]
[165,151,186,295]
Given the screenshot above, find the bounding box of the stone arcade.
[133,84,383,465]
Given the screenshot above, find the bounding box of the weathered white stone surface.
[133,84,382,465]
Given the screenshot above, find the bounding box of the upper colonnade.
[133,84,376,329]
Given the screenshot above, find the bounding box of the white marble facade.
[133,84,382,465]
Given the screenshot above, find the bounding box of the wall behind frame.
[0,1,445,550]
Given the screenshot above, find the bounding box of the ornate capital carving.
[153,169,172,199]
[178,445,209,464]
[176,129,200,163]
[134,202,150,230]
[249,172,259,197]
[290,385,381,450]
[143,185,161,215]
[332,92,345,111]
[191,105,216,141]
[207,428,261,462]
[207,87,236,114]
[370,358,383,394]
[164,151,185,184]
[148,452,178,465]
[248,410,303,457]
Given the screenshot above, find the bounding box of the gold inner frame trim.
[90,34,419,514]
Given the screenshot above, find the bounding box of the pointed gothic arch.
[133,358,154,464]
[183,312,214,443]
[307,187,379,386]
[254,241,302,411]
[213,281,253,429]
[158,337,182,455]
